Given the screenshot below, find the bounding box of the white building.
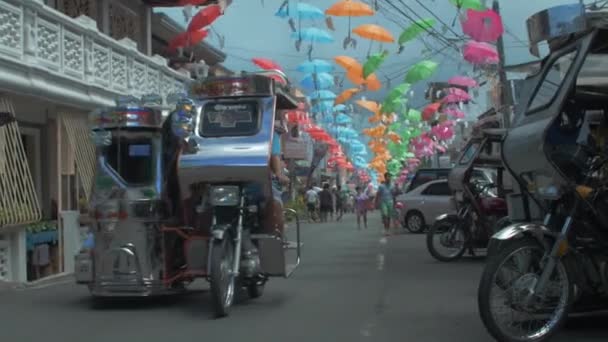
[0,0,228,283]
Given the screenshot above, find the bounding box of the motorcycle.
[478,5,608,341]
[426,125,510,262]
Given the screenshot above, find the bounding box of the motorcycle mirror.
[0,112,15,127]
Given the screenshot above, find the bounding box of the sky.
[160,0,579,120]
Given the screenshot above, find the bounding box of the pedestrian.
[319,183,333,223]
[305,185,319,222]
[375,173,395,236]
[335,185,345,221]
[355,186,368,229]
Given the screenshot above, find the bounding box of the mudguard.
[487,222,556,257]
[435,213,461,224]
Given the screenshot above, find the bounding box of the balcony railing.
[0,0,189,108]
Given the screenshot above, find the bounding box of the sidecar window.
[527,50,577,114]
[458,142,480,165]
[200,101,260,137]
[104,137,155,185]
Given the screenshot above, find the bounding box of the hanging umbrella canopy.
[336,113,353,124]
[404,60,438,83]
[334,55,360,71]
[346,66,365,85]
[365,74,382,91]
[187,4,222,32]
[297,59,334,73]
[300,72,335,90]
[461,9,504,43]
[363,51,389,78]
[252,57,283,71]
[335,88,360,105]
[168,29,209,51]
[443,89,472,103]
[448,75,478,88]
[422,102,442,121]
[275,2,325,20]
[385,83,411,104]
[406,109,422,122]
[353,24,395,43]
[326,0,375,16]
[449,0,485,10]
[310,90,337,100]
[356,100,380,114]
[443,107,465,119]
[398,18,436,47]
[463,41,499,65]
[292,27,335,43]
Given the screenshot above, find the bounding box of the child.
[355,186,368,229]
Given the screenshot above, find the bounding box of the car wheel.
[405,211,426,233]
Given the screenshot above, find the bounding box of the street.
[1,213,607,342]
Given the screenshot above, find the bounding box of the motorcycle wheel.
[209,236,236,318]
[426,219,467,262]
[478,237,573,342]
[247,281,265,299]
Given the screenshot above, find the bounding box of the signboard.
[283,138,309,160]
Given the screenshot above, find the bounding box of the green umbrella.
[404,60,438,84]
[398,19,436,51]
[381,97,407,114]
[449,0,485,10]
[363,50,389,79]
[406,109,421,122]
[384,83,411,104]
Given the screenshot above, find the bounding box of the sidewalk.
[0,273,74,293]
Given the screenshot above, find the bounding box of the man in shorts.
[375,172,394,236]
[305,186,319,221]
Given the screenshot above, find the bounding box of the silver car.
[396,179,455,233]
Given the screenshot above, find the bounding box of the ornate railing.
[0,0,189,107]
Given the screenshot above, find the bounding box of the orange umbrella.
[346,66,365,85]
[356,100,380,113]
[353,24,395,43]
[334,56,360,71]
[326,0,375,16]
[387,132,401,144]
[368,112,382,123]
[364,73,382,91]
[335,88,360,105]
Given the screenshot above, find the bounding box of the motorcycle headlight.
[210,186,240,206]
[537,185,561,200]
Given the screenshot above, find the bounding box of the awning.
[0,98,41,228]
[60,113,96,202]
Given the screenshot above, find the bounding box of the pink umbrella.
[252,58,283,71]
[448,75,478,88]
[443,87,471,103]
[443,107,465,119]
[463,41,499,65]
[461,9,504,43]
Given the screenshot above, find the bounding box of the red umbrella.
[168,29,209,51]
[187,5,222,32]
[252,58,283,71]
[461,9,504,43]
[463,41,499,65]
[422,102,441,121]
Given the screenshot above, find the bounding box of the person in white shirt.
[305,186,319,221]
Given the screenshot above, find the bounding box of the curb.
[1,272,74,292]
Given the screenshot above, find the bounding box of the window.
[200,101,260,137]
[459,142,480,165]
[422,182,451,196]
[528,50,577,113]
[104,137,155,185]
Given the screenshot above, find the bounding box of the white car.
[396,179,456,233]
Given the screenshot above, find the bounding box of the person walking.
[375,173,394,236]
[305,186,319,222]
[319,183,333,223]
[355,186,368,229]
[335,185,345,221]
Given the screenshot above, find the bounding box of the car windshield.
[200,100,260,137]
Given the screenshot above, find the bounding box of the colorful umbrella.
[461,9,504,43]
[252,57,283,71]
[325,0,375,49]
[443,107,465,119]
[363,50,389,78]
[297,59,334,73]
[422,102,441,121]
[310,90,337,100]
[443,88,472,103]
[463,41,499,65]
[334,55,360,71]
[449,0,485,11]
[187,4,222,32]
[300,72,335,90]
[406,109,422,122]
[448,75,478,88]
[275,2,325,20]
[356,99,380,114]
[335,88,360,105]
[404,60,438,83]
[364,74,382,91]
[398,18,436,52]
[292,27,335,59]
[168,29,209,51]
[353,24,395,43]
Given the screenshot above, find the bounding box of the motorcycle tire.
[209,236,236,318]
[478,237,573,342]
[426,219,467,262]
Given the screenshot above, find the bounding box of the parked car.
[404,168,493,193]
[396,179,455,233]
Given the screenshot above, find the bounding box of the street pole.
[493,0,514,128]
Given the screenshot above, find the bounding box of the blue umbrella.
[333,104,347,113]
[336,113,352,124]
[297,59,335,73]
[292,28,334,43]
[309,90,337,100]
[275,2,325,20]
[300,72,335,90]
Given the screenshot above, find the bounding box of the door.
[420,181,454,223]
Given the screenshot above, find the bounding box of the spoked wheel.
[426,219,467,262]
[209,237,236,318]
[405,211,426,233]
[478,238,572,342]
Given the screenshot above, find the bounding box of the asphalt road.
[1,213,607,342]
